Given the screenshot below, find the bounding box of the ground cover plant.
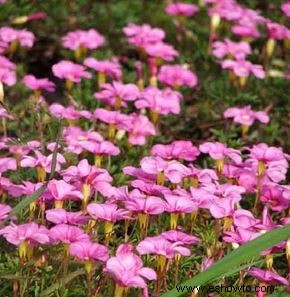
[0,0,289,296]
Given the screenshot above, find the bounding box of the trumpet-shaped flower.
[49,103,92,120]
[49,224,89,244]
[144,42,179,61]
[46,209,89,225]
[160,230,200,245]
[165,2,199,17]
[0,27,35,48]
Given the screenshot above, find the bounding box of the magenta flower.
[86,140,120,158]
[135,86,181,115]
[224,105,269,127]
[221,59,265,79]
[165,2,199,17]
[0,26,35,48]
[0,157,17,173]
[266,21,288,40]
[62,29,105,50]
[144,42,179,61]
[52,60,92,83]
[199,142,242,164]
[247,267,288,285]
[70,240,109,262]
[47,179,82,208]
[151,140,200,161]
[164,193,197,214]
[49,224,89,244]
[212,39,251,60]
[0,55,16,70]
[137,236,191,258]
[49,103,92,120]
[84,57,122,81]
[0,203,12,221]
[281,2,290,17]
[46,209,89,225]
[223,227,260,245]
[104,244,156,296]
[123,23,165,48]
[22,74,55,93]
[233,209,259,229]
[157,64,198,89]
[160,230,200,245]
[0,67,16,86]
[260,185,290,211]
[20,150,66,173]
[87,203,128,223]
[94,81,139,108]
[121,113,156,146]
[8,140,40,156]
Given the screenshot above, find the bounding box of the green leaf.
[162,224,290,297]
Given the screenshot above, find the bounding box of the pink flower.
[233,209,259,229]
[144,42,179,61]
[151,140,200,161]
[49,103,91,120]
[199,142,242,164]
[221,59,265,79]
[281,2,290,17]
[46,208,89,225]
[224,105,269,126]
[93,108,126,125]
[7,140,40,156]
[260,185,290,211]
[87,203,128,223]
[20,150,66,173]
[0,55,16,70]
[212,39,251,60]
[52,60,92,83]
[85,140,120,157]
[157,64,198,88]
[164,193,197,213]
[0,222,49,246]
[0,68,16,86]
[94,81,139,107]
[223,227,259,245]
[0,203,12,221]
[137,236,191,258]
[165,2,199,17]
[70,240,109,262]
[121,113,156,146]
[124,195,165,215]
[123,23,165,48]
[84,57,122,80]
[47,179,82,205]
[135,86,181,115]
[247,267,288,285]
[49,224,89,244]
[22,74,55,92]
[62,29,105,50]
[104,244,156,294]
[160,230,200,245]
[0,157,17,173]
[0,27,35,48]
[266,21,288,40]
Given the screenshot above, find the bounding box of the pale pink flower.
[224,105,269,126]
[151,140,199,161]
[212,39,251,60]
[104,244,156,296]
[46,209,89,225]
[157,64,198,88]
[84,57,122,80]
[22,74,55,92]
[135,86,181,115]
[164,193,197,213]
[62,29,105,50]
[281,2,290,17]
[0,222,49,246]
[160,230,200,245]
[0,55,16,70]
[144,42,179,61]
[233,209,259,229]
[0,157,17,173]
[52,60,92,83]
[0,68,16,86]
[223,227,259,245]
[123,23,165,48]
[85,140,120,158]
[49,224,89,244]
[70,240,109,262]
[221,59,265,79]
[165,2,199,17]
[0,27,35,48]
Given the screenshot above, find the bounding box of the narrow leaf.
[162,224,290,297]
